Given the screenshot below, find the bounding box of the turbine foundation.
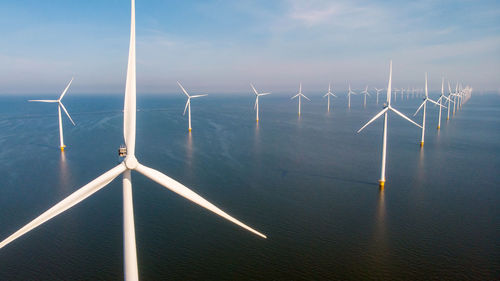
[420,141,424,148]
[378,180,385,190]
[60,145,66,152]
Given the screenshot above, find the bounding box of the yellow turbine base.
[379,180,385,190]
[60,146,65,152]
[446,117,449,120]
[188,128,192,132]
[420,141,424,148]
[437,126,440,129]
[256,119,259,122]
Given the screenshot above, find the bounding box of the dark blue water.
[0,92,498,280]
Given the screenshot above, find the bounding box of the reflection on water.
[370,190,390,274]
[58,152,70,196]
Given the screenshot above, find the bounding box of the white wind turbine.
[28,78,75,151]
[177,81,207,132]
[251,83,271,122]
[347,83,356,108]
[413,73,445,147]
[436,77,450,129]
[374,87,383,104]
[361,86,370,107]
[0,1,266,280]
[357,61,422,189]
[323,83,337,112]
[291,82,310,116]
[446,81,455,120]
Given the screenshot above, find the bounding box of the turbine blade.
[301,94,311,101]
[291,93,299,99]
[177,81,190,97]
[58,77,74,101]
[357,107,388,133]
[190,94,208,98]
[59,102,75,126]
[123,0,137,157]
[428,98,446,108]
[183,99,190,116]
[413,101,425,116]
[28,100,58,103]
[0,163,126,250]
[254,97,258,110]
[258,93,271,96]
[250,84,258,95]
[135,164,267,239]
[390,107,422,128]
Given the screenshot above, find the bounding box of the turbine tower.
[323,83,337,112]
[177,81,207,132]
[251,83,271,122]
[291,82,310,116]
[357,61,422,189]
[0,2,266,280]
[28,78,75,151]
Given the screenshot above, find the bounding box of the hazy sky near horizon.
[0,0,499,95]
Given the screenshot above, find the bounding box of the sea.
[0,91,498,280]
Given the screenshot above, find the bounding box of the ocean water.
[0,92,498,280]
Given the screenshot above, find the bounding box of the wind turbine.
[28,78,75,151]
[291,82,310,116]
[436,77,450,129]
[177,81,207,132]
[0,1,266,280]
[413,73,445,147]
[347,83,356,108]
[361,86,370,108]
[251,83,271,122]
[446,81,455,120]
[357,61,422,189]
[374,87,383,104]
[323,83,337,112]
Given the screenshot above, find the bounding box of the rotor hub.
[125,156,138,169]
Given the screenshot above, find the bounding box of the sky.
[0,0,499,95]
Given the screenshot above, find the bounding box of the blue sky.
[0,0,499,94]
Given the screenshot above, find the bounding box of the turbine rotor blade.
[428,98,446,108]
[59,102,75,126]
[190,94,208,98]
[291,93,300,99]
[390,107,422,128]
[357,107,388,133]
[28,100,58,103]
[258,93,271,96]
[0,163,126,250]
[183,99,190,116]
[58,77,74,101]
[123,0,137,157]
[177,81,190,98]
[301,94,310,101]
[250,84,258,95]
[135,164,267,239]
[414,101,425,116]
[254,97,258,110]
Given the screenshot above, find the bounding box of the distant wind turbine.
[357,61,422,189]
[347,83,356,108]
[177,81,207,132]
[29,78,75,151]
[251,83,271,122]
[374,87,383,104]
[0,1,266,280]
[361,86,370,108]
[323,83,337,112]
[436,77,450,129]
[446,81,455,120]
[413,73,445,147]
[291,82,310,116]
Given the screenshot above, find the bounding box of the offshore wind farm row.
[0,0,479,280]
